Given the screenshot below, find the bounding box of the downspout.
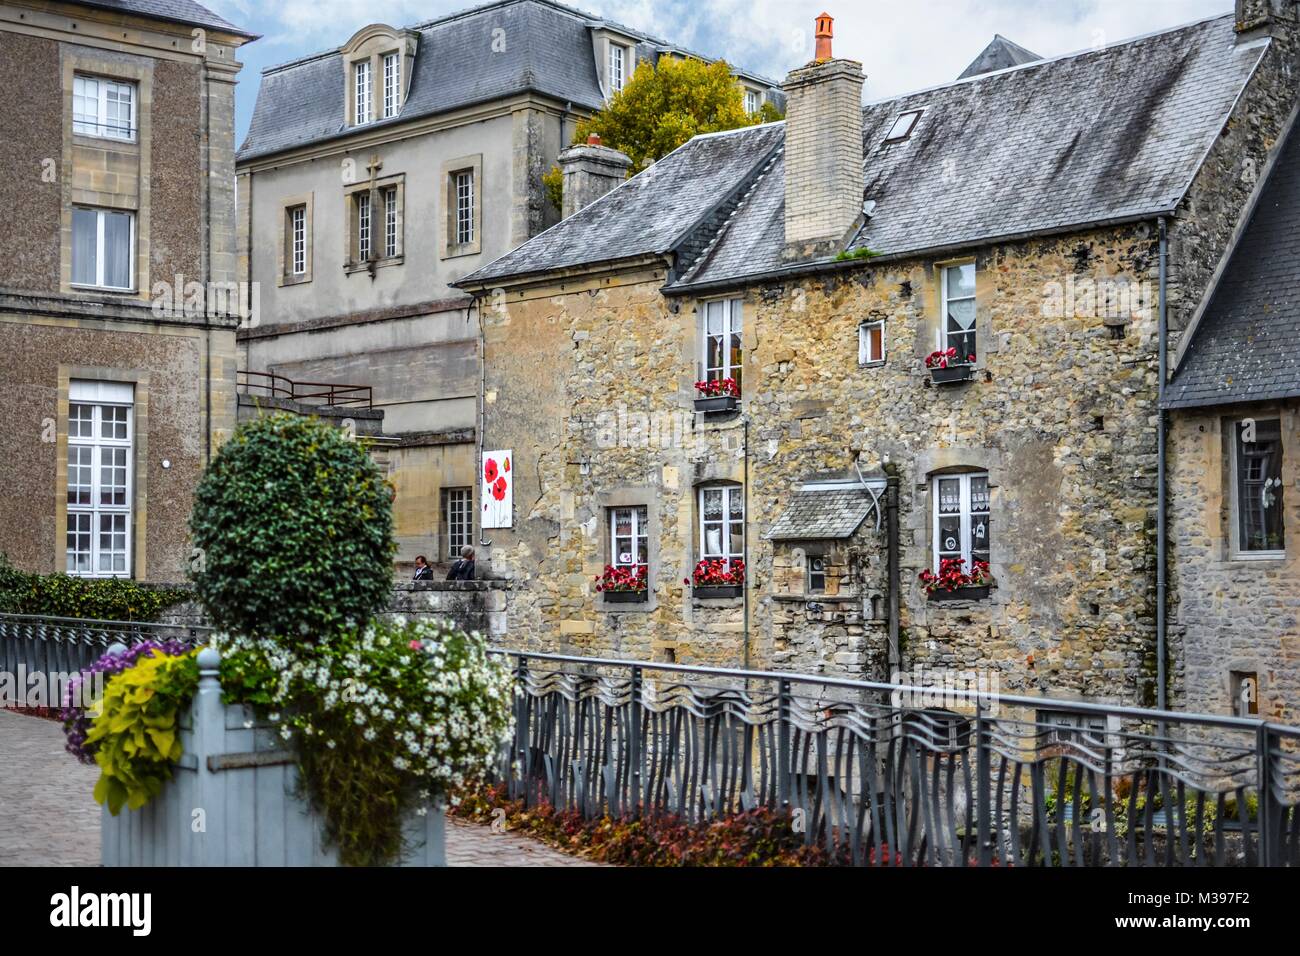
[885,462,901,678]
[1157,216,1169,711]
[474,295,487,550]
[743,415,751,672]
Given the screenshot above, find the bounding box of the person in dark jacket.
[447,546,475,581]
[412,555,433,581]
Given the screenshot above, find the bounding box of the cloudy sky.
[210,0,1231,145]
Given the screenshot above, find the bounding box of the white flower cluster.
[212,617,514,793]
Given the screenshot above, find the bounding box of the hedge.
[0,553,188,622]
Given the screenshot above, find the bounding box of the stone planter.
[100,647,445,867]
[693,584,744,600]
[927,584,990,602]
[694,395,739,413]
[929,364,974,385]
[602,590,649,604]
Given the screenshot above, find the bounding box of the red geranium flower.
[484,458,499,483]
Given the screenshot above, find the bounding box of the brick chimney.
[782,14,865,261]
[558,134,633,219]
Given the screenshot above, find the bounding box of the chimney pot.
[815,12,834,61]
[587,133,602,146]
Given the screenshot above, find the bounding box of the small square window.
[807,555,826,593]
[859,319,885,364]
[1230,671,1259,717]
[884,109,922,143]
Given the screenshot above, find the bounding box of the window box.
[694,395,739,413]
[927,584,990,602]
[929,363,974,385]
[693,584,743,600]
[603,589,649,604]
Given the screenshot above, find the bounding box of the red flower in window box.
[595,564,648,593]
[686,558,745,587]
[924,347,977,370]
[918,557,991,595]
[694,378,740,398]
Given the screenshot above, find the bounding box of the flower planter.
[693,585,744,600]
[929,364,974,385]
[602,590,649,604]
[927,584,990,602]
[100,648,445,867]
[694,395,739,413]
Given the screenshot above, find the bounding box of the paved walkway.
[0,709,596,867]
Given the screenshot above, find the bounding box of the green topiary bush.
[0,553,187,621]
[188,413,395,640]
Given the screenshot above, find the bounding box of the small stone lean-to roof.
[765,485,882,541]
[237,0,780,162]
[74,0,256,37]
[460,14,1271,293]
[1164,115,1300,410]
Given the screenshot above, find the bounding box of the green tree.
[559,57,782,185]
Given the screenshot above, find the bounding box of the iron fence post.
[513,655,530,803]
[1257,720,1275,867]
[778,677,791,809]
[629,665,643,816]
[975,700,991,867]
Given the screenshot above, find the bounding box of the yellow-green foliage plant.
[86,648,199,815]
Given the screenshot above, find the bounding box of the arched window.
[931,471,990,573]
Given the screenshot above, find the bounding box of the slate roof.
[957,35,1041,80]
[237,0,780,162]
[1164,116,1300,410]
[75,0,254,37]
[765,487,880,541]
[676,14,1268,290]
[458,122,785,285]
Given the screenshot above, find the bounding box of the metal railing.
[237,370,373,409]
[491,651,1300,867]
[0,613,211,682]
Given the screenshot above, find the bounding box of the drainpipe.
[743,415,751,672]
[1157,216,1169,711]
[885,461,901,678]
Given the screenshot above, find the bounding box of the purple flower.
[61,640,191,763]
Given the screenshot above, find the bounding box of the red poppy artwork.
[481,449,513,528]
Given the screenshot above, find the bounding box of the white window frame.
[744,88,761,114]
[71,207,135,291]
[699,484,744,568]
[289,205,306,275]
[609,506,649,571]
[859,319,885,365]
[1231,417,1286,560]
[442,486,473,559]
[609,42,627,93]
[382,51,401,118]
[73,74,136,142]
[356,193,372,261]
[66,382,133,578]
[383,186,398,259]
[940,263,977,363]
[930,472,990,573]
[701,297,743,391]
[454,170,475,246]
[354,60,373,125]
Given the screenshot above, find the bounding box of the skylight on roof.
[883,109,923,143]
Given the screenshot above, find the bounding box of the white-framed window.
[859,319,885,364]
[1233,418,1285,557]
[73,74,136,141]
[744,88,761,114]
[931,471,990,572]
[609,42,627,93]
[609,506,649,571]
[66,381,133,577]
[699,485,744,567]
[383,186,398,258]
[940,262,977,363]
[701,297,743,393]
[442,486,473,559]
[354,60,372,125]
[382,52,401,118]
[356,193,372,261]
[288,205,306,275]
[71,207,134,291]
[454,170,474,246]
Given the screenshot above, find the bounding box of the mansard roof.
[236,0,781,162]
[75,0,255,37]
[459,14,1271,294]
[1164,113,1300,410]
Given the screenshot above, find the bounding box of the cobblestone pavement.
[0,709,598,868]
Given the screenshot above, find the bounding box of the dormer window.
[609,42,627,93]
[354,60,373,125]
[884,109,923,143]
[383,52,401,118]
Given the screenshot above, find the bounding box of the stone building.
[455,5,1300,711]
[1165,105,1300,724]
[234,0,781,573]
[0,0,254,582]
